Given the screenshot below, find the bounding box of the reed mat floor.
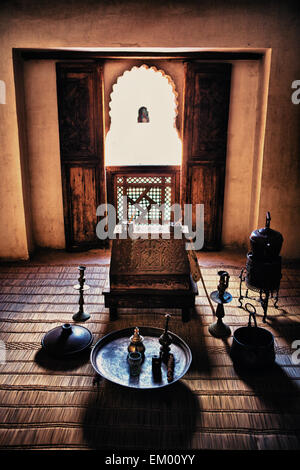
[0,263,299,450]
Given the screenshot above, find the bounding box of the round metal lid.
[42,323,93,357]
[250,212,283,246]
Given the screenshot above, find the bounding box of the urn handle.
[245,304,258,328]
[266,211,271,229]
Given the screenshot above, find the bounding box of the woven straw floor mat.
[0,264,299,450]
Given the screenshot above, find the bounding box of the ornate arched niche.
[105,65,181,166]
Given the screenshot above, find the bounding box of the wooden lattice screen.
[106,166,180,224]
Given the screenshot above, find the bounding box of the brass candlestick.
[208,271,232,338]
[72,266,90,322]
[159,314,173,363]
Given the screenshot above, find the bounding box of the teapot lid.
[250,212,283,241]
[130,326,144,343]
[42,323,93,357]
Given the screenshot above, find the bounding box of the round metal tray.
[90,327,192,389]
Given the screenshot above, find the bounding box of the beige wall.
[0,49,29,260]
[223,60,261,249]
[0,0,299,259]
[23,60,65,249]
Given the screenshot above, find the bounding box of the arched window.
[105,65,181,166]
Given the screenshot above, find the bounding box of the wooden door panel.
[56,62,105,250]
[183,63,231,249]
[191,73,231,160]
[58,72,97,159]
[68,166,99,244]
[189,163,225,250]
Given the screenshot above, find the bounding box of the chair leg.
[110,307,118,321]
[182,307,190,323]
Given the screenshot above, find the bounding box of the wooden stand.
[103,228,198,322]
[104,277,198,322]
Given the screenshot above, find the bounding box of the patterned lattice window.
[115,174,174,224]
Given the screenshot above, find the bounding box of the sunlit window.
[105,65,182,166]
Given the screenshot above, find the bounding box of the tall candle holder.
[72,265,90,322]
[208,271,232,338]
[159,314,173,363]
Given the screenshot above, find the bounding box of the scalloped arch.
[108,64,179,127]
[105,64,182,166]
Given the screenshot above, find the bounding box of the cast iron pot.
[230,304,275,369]
[246,251,282,290]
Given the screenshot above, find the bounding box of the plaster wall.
[223,60,260,249]
[23,60,65,249]
[0,0,299,259]
[0,48,29,260]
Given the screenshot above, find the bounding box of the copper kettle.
[249,212,283,260]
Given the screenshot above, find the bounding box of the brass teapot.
[128,327,145,358]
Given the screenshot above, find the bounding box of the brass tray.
[90,327,192,389]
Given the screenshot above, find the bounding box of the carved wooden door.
[182,63,231,250]
[56,62,105,250]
